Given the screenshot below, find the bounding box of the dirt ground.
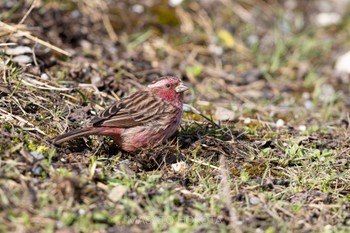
[1,0,350,232]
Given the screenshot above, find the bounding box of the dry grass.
[1,0,350,232]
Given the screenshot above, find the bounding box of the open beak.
[175,82,188,93]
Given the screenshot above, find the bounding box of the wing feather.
[89,91,176,128]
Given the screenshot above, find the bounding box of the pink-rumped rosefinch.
[53,76,188,152]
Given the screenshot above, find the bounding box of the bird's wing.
[89,91,177,128]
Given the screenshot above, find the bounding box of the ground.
[1,0,350,232]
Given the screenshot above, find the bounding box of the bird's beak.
[175,82,188,93]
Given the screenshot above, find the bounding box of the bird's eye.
[165,84,171,88]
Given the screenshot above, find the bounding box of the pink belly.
[120,113,182,152]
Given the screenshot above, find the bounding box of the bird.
[52,76,188,152]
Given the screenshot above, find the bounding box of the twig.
[102,14,118,42]
[10,96,27,116]
[18,0,37,25]
[32,43,39,67]
[0,21,72,57]
[21,76,71,91]
[3,0,37,42]
[183,104,221,128]
[187,158,219,170]
[0,43,16,46]
[0,107,46,135]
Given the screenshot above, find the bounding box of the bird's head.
[147,76,188,107]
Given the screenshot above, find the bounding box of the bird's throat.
[155,89,183,108]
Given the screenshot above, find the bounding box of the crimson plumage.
[53,76,188,152]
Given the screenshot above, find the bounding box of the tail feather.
[52,127,97,145]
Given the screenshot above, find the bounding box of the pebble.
[249,195,260,205]
[91,75,103,88]
[40,73,49,80]
[108,185,127,202]
[171,161,188,173]
[12,55,32,64]
[32,166,42,175]
[316,12,341,26]
[132,4,144,13]
[298,125,307,131]
[247,34,259,45]
[276,119,285,128]
[244,117,251,124]
[30,151,44,160]
[78,209,86,215]
[335,50,350,74]
[215,107,235,121]
[5,46,32,55]
[169,0,183,7]
[304,100,314,110]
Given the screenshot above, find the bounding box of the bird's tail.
[52,127,98,145]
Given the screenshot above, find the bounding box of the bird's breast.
[120,108,183,151]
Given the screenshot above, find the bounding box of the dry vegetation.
[1,0,350,232]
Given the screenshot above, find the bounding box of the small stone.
[12,55,32,64]
[276,119,285,128]
[132,4,144,13]
[91,75,103,88]
[78,209,86,215]
[108,185,127,202]
[304,100,314,110]
[80,39,92,50]
[302,92,311,100]
[32,166,42,175]
[335,51,350,74]
[171,161,188,173]
[249,195,260,205]
[40,73,49,80]
[298,125,306,131]
[5,46,32,55]
[247,34,258,45]
[169,0,183,7]
[30,151,44,160]
[244,118,251,124]
[215,107,235,121]
[316,12,341,26]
